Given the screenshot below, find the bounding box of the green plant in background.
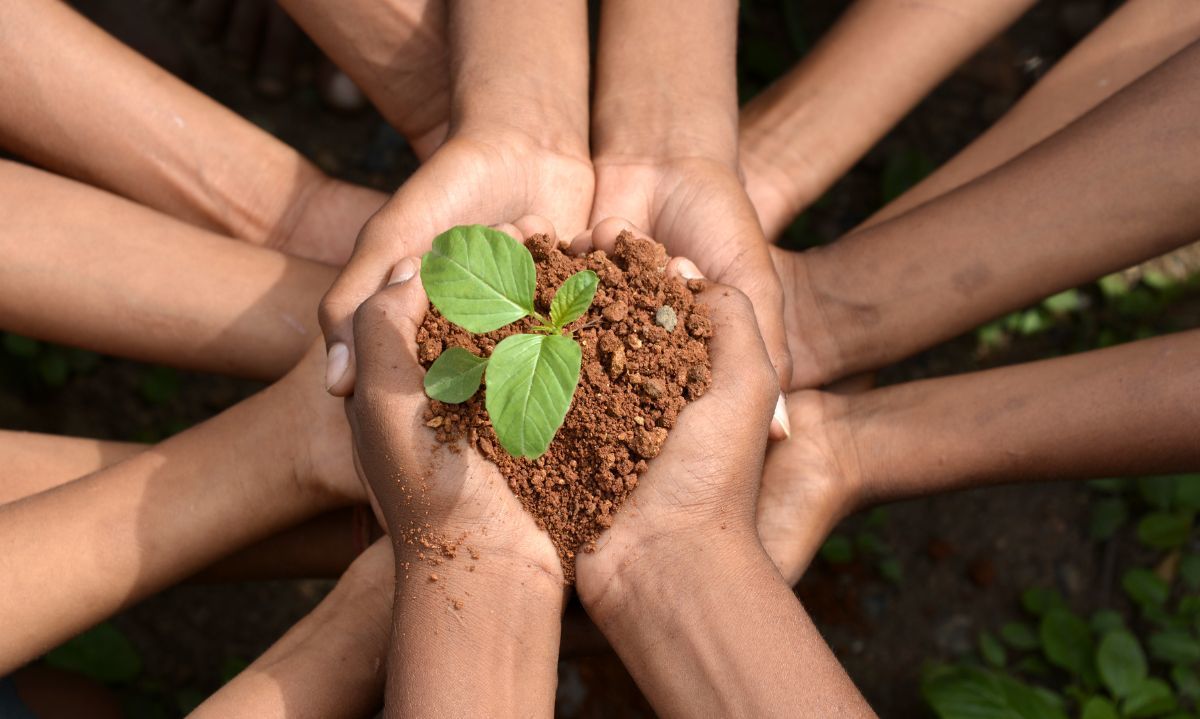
[420,225,598,460]
[2,332,99,389]
[924,473,1200,719]
[818,508,904,583]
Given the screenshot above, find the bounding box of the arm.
[740,0,1036,239]
[0,160,332,380]
[0,347,359,674]
[589,0,793,389]
[346,243,564,716]
[575,264,871,716]
[278,0,449,160]
[779,39,1200,388]
[319,0,592,395]
[191,541,392,719]
[861,0,1200,228]
[853,329,1200,504]
[759,329,1200,582]
[0,0,384,264]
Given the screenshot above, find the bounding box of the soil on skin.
[416,232,712,582]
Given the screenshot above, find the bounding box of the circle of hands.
[4,0,1199,716]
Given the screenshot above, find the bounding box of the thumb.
[350,256,430,403]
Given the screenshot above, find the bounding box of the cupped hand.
[756,389,865,586]
[343,239,562,581]
[575,261,781,607]
[585,157,793,395]
[320,132,594,396]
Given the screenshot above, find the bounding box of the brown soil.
[415,231,713,582]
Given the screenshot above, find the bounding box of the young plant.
[419,225,598,460]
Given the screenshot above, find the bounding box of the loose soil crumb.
[416,231,712,582]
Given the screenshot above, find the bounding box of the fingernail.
[771,393,791,439]
[676,258,706,280]
[325,343,349,391]
[388,256,420,285]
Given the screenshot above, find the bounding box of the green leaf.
[1173,475,1200,511]
[1040,609,1097,683]
[1180,554,1200,590]
[1091,610,1126,635]
[921,665,1068,719]
[1140,476,1178,510]
[1089,478,1131,494]
[2,332,39,358]
[484,334,581,459]
[1042,289,1083,314]
[1121,678,1177,718]
[881,147,934,203]
[1137,512,1193,550]
[980,631,1007,668]
[1124,569,1170,608]
[877,556,903,584]
[37,350,69,387]
[1090,497,1129,541]
[1171,665,1200,699]
[46,622,142,684]
[420,225,536,333]
[1148,631,1200,665]
[1023,587,1067,617]
[1081,697,1120,719]
[549,270,598,329]
[1001,622,1041,651]
[1097,630,1148,698]
[423,347,488,403]
[139,366,179,405]
[819,534,854,564]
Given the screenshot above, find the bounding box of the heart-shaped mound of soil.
[416,231,713,582]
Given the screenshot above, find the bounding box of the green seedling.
[420,225,598,460]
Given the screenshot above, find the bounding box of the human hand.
[575,262,781,612]
[269,341,363,505]
[756,389,865,586]
[343,240,562,582]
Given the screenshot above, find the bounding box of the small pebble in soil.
[655,305,677,332]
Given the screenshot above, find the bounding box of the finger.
[512,215,558,246]
[351,256,429,401]
[666,260,788,439]
[714,246,795,395]
[587,216,642,255]
[686,280,780,434]
[320,237,392,396]
[490,222,523,242]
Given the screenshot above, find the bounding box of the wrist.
[577,528,767,627]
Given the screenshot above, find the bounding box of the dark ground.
[4,0,1198,716]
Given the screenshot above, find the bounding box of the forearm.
[587,536,872,718]
[740,0,1034,235]
[0,431,142,503]
[0,161,332,380]
[795,40,1200,382]
[445,0,588,156]
[387,551,563,717]
[0,383,339,673]
[593,0,738,164]
[862,0,1200,229]
[278,0,449,160]
[192,541,393,719]
[850,330,1200,506]
[0,0,342,249]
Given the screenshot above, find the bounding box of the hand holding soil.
[345,236,563,586]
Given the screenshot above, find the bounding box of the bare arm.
[861,0,1200,228]
[852,330,1200,505]
[0,0,384,264]
[0,160,333,380]
[0,349,358,674]
[781,39,1200,387]
[741,0,1037,238]
[191,541,393,719]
